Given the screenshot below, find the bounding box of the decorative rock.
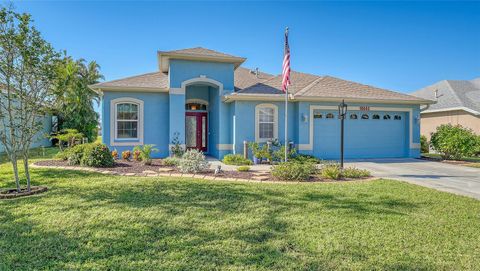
[158,168,174,172]
[252,176,269,181]
[143,170,157,174]
[182,174,195,178]
[124,173,136,176]
[170,173,182,177]
[252,172,269,176]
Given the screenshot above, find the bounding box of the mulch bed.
[0,186,48,199]
[33,159,373,183]
[34,159,257,179]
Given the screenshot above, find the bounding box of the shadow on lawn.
[0,178,431,270]
[300,191,419,217]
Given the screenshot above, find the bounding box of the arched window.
[383,114,391,120]
[361,114,369,119]
[394,115,402,120]
[326,113,335,119]
[185,103,207,111]
[116,103,139,138]
[255,104,278,142]
[372,114,380,120]
[350,114,358,120]
[110,97,144,146]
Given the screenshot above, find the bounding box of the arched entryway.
[181,77,223,154]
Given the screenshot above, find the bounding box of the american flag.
[282,28,291,93]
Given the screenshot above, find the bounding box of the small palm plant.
[133,144,159,165]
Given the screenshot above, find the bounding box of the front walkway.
[346,158,480,200]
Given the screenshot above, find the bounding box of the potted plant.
[248,142,262,164]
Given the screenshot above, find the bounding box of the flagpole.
[285,85,288,162]
[284,27,289,162]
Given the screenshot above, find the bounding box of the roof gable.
[157,47,246,72]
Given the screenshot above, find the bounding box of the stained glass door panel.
[185,116,197,148]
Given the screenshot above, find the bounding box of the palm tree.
[52,55,104,142]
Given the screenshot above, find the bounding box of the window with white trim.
[255,104,278,142]
[116,103,139,138]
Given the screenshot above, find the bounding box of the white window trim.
[110,97,144,146]
[255,103,278,142]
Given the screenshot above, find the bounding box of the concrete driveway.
[346,158,480,200]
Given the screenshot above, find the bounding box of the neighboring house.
[412,77,480,139]
[90,47,433,159]
[0,115,52,153]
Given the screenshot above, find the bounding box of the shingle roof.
[412,78,480,114]
[91,72,168,90]
[237,71,320,94]
[297,76,427,102]
[158,47,243,59]
[89,47,432,104]
[234,67,275,91]
[236,72,429,103]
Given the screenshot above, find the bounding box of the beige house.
[412,77,480,139]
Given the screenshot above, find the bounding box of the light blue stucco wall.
[231,100,297,156]
[102,91,170,158]
[0,115,52,153]
[169,60,235,91]
[169,60,235,158]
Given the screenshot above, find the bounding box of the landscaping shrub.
[66,144,91,166]
[122,150,131,160]
[81,143,114,167]
[430,124,480,160]
[320,163,342,180]
[342,167,371,178]
[132,150,141,162]
[55,150,70,161]
[420,135,429,154]
[178,149,209,173]
[271,161,317,181]
[290,153,321,164]
[272,146,297,162]
[170,132,185,158]
[222,154,252,165]
[163,157,180,167]
[111,149,118,160]
[133,144,158,165]
[51,129,84,150]
[237,166,250,172]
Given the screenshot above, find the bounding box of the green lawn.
[1,153,480,270]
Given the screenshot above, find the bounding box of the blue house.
[90,47,433,160]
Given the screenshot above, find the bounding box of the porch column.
[169,92,186,154]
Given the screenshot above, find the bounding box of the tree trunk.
[23,155,31,192]
[10,156,21,192]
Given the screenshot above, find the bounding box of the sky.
[9,1,480,96]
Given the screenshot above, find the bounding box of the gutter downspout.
[420,104,430,112]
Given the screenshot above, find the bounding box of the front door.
[185,112,208,152]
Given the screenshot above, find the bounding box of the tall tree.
[53,55,103,143]
[0,6,57,192]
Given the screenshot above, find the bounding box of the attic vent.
[250,68,259,78]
